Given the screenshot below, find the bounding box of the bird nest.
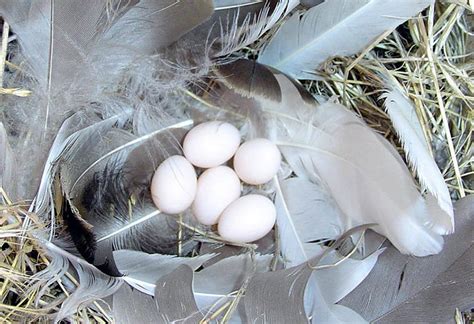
[0,2,472,323]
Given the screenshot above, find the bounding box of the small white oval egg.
[218,194,276,243]
[192,166,241,225]
[233,138,281,185]
[183,121,241,168]
[151,155,197,214]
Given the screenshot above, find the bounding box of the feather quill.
[0,123,15,198]
[274,177,342,267]
[382,88,454,233]
[258,0,434,79]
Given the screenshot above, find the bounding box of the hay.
[0,2,472,322]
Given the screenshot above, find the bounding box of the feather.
[34,240,122,322]
[215,0,299,56]
[114,250,216,295]
[194,254,272,312]
[209,59,446,257]
[154,265,203,322]
[0,0,214,200]
[0,122,15,198]
[300,0,324,8]
[31,111,130,237]
[244,263,313,323]
[340,195,474,322]
[214,0,264,10]
[274,177,343,267]
[314,248,384,304]
[275,177,384,321]
[113,285,165,324]
[258,0,434,79]
[265,73,444,256]
[54,116,199,275]
[382,88,454,234]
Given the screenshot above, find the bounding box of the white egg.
[183,121,241,168]
[151,155,197,214]
[192,166,241,225]
[218,194,276,243]
[233,138,281,185]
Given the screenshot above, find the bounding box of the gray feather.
[258,0,434,79]
[154,265,203,323]
[244,263,312,323]
[113,285,165,324]
[340,196,474,322]
[115,250,216,295]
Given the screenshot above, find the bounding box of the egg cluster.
[150,121,281,243]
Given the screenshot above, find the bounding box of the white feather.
[275,175,383,322]
[258,0,434,79]
[274,176,343,267]
[266,74,444,257]
[314,248,385,304]
[382,89,454,234]
[0,123,15,198]
[214,0,264,10]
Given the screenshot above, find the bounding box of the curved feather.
[341,196,474,322]
[258,0,434,79]
[56,117,199,275]
[382,89,454,234]
[208,59,447,257]
[215,0,298,56]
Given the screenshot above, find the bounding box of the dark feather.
[61,196,97,265]
[215,58,282,101]
[58,123,199,276]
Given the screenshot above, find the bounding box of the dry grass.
[0,1,472,323]
[303,3,473,200]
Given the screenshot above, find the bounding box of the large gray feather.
[258,0,434,79]
[113,284,165,324]
[154,265,203,323]
[340,195,474,322]
[244,263,313,323]
[194,254,272,312]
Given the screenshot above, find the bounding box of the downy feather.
[258,0,434,79]
[215,0,299,56]
[0,0,214,200]
[382,88,454,234]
